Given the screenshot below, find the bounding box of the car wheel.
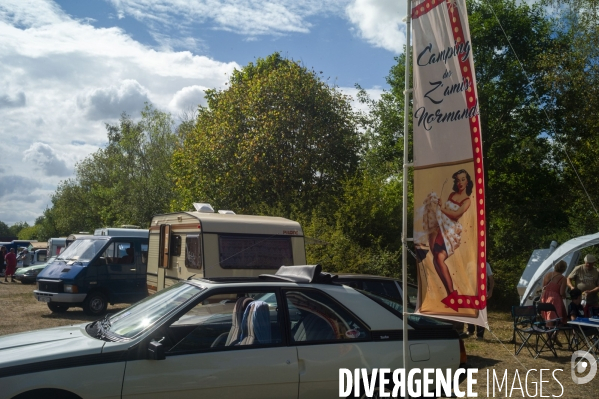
[47,303,70,313]
[83,292,108,316]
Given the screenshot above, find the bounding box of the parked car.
[0,265,464,399]
[13,257,55,284]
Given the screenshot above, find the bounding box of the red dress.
[4,252,17,276]
[541,274,567,324]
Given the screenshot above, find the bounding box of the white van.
[147,203,306,293]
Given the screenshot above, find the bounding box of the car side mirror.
[147,340,165,360]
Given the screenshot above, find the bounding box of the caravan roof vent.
[218,210,235,215]
[193,203,215,213]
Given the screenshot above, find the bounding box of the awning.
[520,232,599,305]
[30,242,48,249]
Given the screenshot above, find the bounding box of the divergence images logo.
[571,351,597,385]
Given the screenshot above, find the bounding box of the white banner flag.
[412,0,488,327]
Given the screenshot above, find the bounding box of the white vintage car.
[0,266,464,399]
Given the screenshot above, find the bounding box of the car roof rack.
[259,264,338,284]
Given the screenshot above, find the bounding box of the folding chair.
[512,305,557,358]
[536,303,573,351]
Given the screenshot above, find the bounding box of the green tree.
[467,0,572,304]
[348,0,568,304]
[172,53,361,216]
[539,0,599,235]
[0,221,11,238]
[49,103,178,233]
[9,222,29,238]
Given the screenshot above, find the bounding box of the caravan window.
[218,235,293,269]
[185,235,202,269]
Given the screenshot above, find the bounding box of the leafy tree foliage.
[8,222,29,238]
[0,221,11,238]
[464,0,570,304]
[172,53,361,215]
[47,104,178,235]
[539,0,599,235]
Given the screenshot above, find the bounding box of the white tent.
[520,232,599,305]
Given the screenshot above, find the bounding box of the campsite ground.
[0,282,597,397]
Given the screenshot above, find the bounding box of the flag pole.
[402,0,412,395]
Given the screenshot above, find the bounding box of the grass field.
[1,281,597,397]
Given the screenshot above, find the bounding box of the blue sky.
[0,0,408,225]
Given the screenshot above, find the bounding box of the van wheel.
[83,292,108,316]
[47,303,70,313]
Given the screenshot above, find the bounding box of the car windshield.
[105,282,204,339]
[57,239,107,262]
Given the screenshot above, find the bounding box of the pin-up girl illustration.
[421,169,472,297]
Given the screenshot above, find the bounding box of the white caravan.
[147,203,306,293]
[47,237,67,257]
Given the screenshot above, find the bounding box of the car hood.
[14,264,46,275]
[0,324,105,368]
[37,259,87,280]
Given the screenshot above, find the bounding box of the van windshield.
[57,239,107,262]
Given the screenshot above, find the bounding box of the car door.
[122,288,299,399]
[102,241,137,303]
[283,288,379,399]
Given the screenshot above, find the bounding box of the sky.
[0,0,410,226]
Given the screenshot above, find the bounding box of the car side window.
[284,290,370,343]
[163,291,283,354]
[361,280,401,301]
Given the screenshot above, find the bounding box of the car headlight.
[64,284,78,293]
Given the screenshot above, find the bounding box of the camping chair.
[535,303,574,351]
[512,305,557,358]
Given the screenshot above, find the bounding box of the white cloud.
[168,85,207,114]
[78,79,151,120]
[106,0,348,37]
[339,85,384,114]
[23,142,71,177]
[0,0,404,225]
[0,0,240,224]
[346,0,407,54]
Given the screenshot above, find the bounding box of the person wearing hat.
[567,254,599,316]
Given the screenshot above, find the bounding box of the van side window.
[141,244,148,265]
[185,234,202,269]
[103,242,134,264]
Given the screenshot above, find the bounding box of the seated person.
[568,289,585,320]
[121,247,134,264]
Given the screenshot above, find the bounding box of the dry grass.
[463,311,599,397]
[1,281,597,396]
[0,280,128,336]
